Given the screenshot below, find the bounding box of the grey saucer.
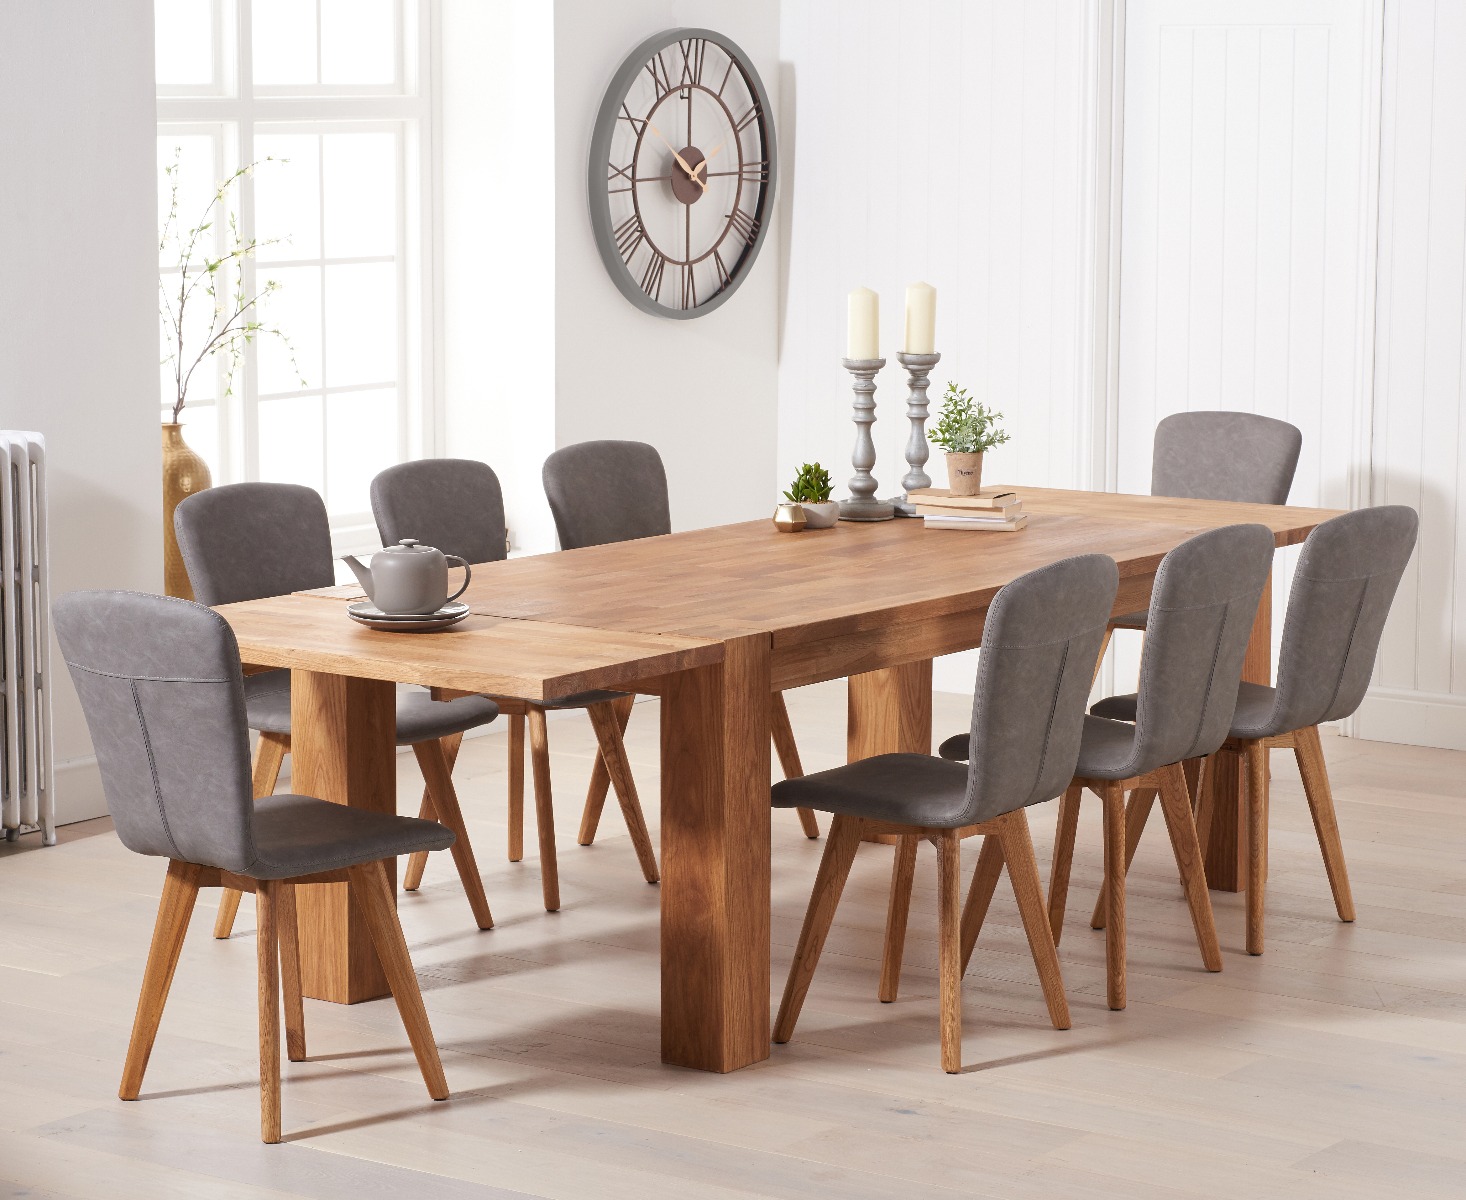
[347,600,470,633]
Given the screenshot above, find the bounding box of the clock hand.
[690,143,724,180]
[647,122,709,191]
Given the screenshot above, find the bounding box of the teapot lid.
[379,538,438,555]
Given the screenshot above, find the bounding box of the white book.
[923,512,1029,532]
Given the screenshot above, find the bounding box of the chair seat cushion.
[942,713,1148,781]
[244,671,499,745]
[248,794,454,880]
[1109,610,1147,630]
[1091,681,1280,741]
[938,732,970,762]
[772,753,969,827]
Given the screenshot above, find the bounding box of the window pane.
[323,263,395,387]
[253,0,318,86]
[155,0,216,89]
[158,134,220,268]
[255,265,322,394]
[322,132,396,258]
[326,389,397,514]
[258,396,324,493]
[320,0,396,86]
[254,134,322,260]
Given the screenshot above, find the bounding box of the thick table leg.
[289,670,396,1003]
[660,635,772,1072]
[847,660,933,760]
[1201,574,1271,892]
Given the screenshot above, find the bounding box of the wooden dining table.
[217,485,1343,1074]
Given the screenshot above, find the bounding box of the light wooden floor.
[3,681,1466,1199]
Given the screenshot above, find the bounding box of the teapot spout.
[341,554,374,600]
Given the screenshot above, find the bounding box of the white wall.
[778,0,1096,692]
[440,0,783,548]
[0,0,161,824]
[439,0,559,555]
[553,0,783,535]
[1358,0,1466,749]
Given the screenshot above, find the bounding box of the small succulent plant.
[928,383,1010,455]
[783,461,834,504]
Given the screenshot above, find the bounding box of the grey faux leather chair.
[175,482,499,934]
[1091,506,1418,955]
[940,523,1275,1010]
[371,457,658,913]
[1105,411,1302,640]
[542,440,821,843]
[771,554,1118,1073]
[53,590,451,1143]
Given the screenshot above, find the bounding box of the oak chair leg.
[996,811,1071,1031]
[578,695,634,846]
[1246,740,1269,955]
[585,701,660,884]
[774,814,864,1044]
[958,831,1005,974]
[276,883,306,1062]
[936,829,963,1074]
[1091,626,1114,686]
[1102,782,1128,1010]
[1294,724,1355,922]
[346,861,449,1100]
[1090,786,1157,930]
[527,707,560,912]
[1156,763,1222,972]
[770,690,820,838]
[256,879,282,1144]
[412,736,493,929]
[214,732,287,939]
[1047,785,1082,945]
[878,835,918,1002]
[120,860,201,1101]
[507,712,526,862]
[404,732,462,894]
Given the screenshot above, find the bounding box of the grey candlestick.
[837,357,895,522]
[887,349,941,516]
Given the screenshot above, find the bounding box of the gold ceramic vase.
[162,421,212,599]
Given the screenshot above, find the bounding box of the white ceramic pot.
[800,501,840,529]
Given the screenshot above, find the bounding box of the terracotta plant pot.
[162,421,212,599]
[946,451,984,496]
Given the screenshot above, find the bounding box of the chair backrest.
[174,482,334,606]
[1151,411,1302,505]
[370,458,507,564]
[52,590,258,872]
[1128,523,1276,771]
[1268,505,1419,731]
[958,554,1119,825]
[542,440,671,549]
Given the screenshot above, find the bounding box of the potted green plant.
[928,384,1010,496]
[783,462,838,528]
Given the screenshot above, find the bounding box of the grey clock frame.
[587,27,777,320]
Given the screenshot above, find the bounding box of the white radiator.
[0,432,54,845]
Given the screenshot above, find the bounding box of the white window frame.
[157,0,437,553]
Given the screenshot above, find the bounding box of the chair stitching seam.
[131,679,184,860]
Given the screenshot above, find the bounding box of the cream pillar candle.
[903,281,936,354]
[847,287,879,360]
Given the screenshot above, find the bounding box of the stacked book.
[907,487,1027,532]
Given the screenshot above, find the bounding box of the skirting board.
[1352,688,1466,753]
[53,756,107,827]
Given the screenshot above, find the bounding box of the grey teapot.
[341,540,472,615]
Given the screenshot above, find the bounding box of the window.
[156,0,433,550]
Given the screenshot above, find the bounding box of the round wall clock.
[588,28,776,319]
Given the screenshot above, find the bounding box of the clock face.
[588,29,776,319]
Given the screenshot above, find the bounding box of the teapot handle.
[445,555,472,603]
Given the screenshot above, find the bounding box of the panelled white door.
[1109,0,1381,693]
